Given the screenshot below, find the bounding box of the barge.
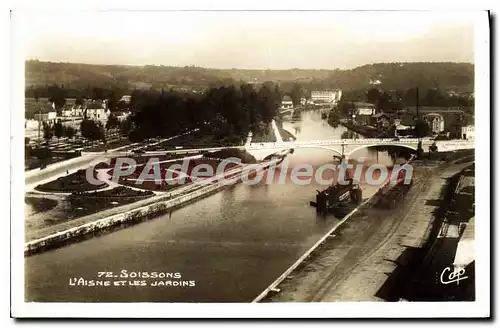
[310,179,362,217]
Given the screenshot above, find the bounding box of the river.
[25,109,394,302]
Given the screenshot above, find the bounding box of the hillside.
[25,60,474,93]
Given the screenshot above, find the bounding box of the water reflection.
[26,109,397,303]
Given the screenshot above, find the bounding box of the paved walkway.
[265,160,474,302]
[25,161,249,242]
[24,133,194,192]
[271,119,283,144]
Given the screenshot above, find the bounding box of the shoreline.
[254,155,474,302]
[24,160,276,256]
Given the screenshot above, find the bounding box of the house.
[394,114,417,136]
[61,109,73,117]
[80,101,108,121]
[33,111,57,123]
[371,113,392,128]
[113,111,131,121]
[61,103,76,117]
[352,102,376,125]
[461,125,475,140]
[311,89,342,103]
[353,102,376,116]
[120,95,132,104]
[71,105,84,117]
[65,98,77,106]
[25,119,39,130]
[281,95,293,109]
[25,98,57,120]
[423,113,445,134]
[402,106,472,135]
[86,108,108,120]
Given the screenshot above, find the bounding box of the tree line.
[26,60,474,94]
[31,83,283,147]
[25,84,130,112]
[335,87,473,116]
[125,83,282,144]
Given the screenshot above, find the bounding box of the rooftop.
[404,106,468,114]
[397,114,417,126]
[373,112,391,118]
[353,102,375,108]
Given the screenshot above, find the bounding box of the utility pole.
[416,87,419,120]
[37,103,41,142]
[416,86,423,159]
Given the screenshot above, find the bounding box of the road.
[264,160,474,302]
[24,109,475,302]
[24,133,193,191]
[25,154,104,191]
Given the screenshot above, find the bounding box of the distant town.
[23,60,476,304]
[24,71,475,171]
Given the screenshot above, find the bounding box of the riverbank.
[325,110,388,138]
[24,159,276,256]
[339,121,384,138]
[259,156,474,302]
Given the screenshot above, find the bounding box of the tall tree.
[106,91,119,111]
[91,87,104,101]
[75,97,84,106]
[414,119,430,138]
[63,125,76,140]
[377,92,393,111]
[424,88,445,106]
[119,116,133,140]
[80,119,105,145]
[290,83,303,107]
[42,122,53,144]
[106,113,120,131]
[337,100,354,117]
[47,84,66,113]
[366,88,381,104]
[258,85,278,124]
[53,120,64,145]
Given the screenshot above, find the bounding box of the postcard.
[10,9,490,318]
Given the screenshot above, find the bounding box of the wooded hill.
[25,60,474,93]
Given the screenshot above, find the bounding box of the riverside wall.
[24,161,273,256]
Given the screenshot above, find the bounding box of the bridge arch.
[423,113,445,134]
[347,143,418,159]
[295,145,343,158]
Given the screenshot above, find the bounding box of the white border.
[9,7,490,319]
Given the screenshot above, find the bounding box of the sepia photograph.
[10,8,490,318]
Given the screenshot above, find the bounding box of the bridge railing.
[247,139,473,151]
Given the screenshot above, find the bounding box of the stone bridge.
[98,138,474,162]
[246,138,475,161]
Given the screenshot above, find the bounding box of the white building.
[423,113,445,135]
[281,95,293,109]
[25,119,39,130]
[86,108,108,121]
[353,102,376,116]
[461,125,475,140]
[369,79,382,85]
[33,111,57,122]
[61,109,73,117]
[310,89,342,103]
[120,95,132,103]
[71,105,84,117]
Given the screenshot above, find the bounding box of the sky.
[14,11,476,69]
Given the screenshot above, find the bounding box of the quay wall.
[24,161,273,256]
